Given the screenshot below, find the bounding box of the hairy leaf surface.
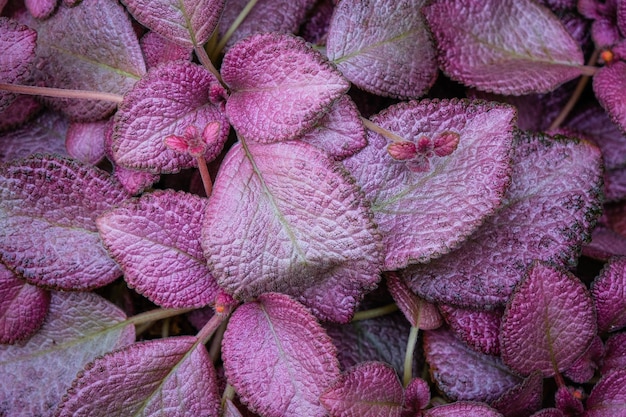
[66,121,107,165]
[0,17,37,112]
[140,32,192,69]
[491,372,544,417]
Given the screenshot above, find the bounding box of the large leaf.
[0,17,37,112]
[591,256,626,333]
[202,140,383,322]
[0,111,68,162]
[423,0,584,94]
[0,292,135,416]
[326,0,437,99]
[0,155,129,290]
[222,293,340,417]
[491,372,544,417]
[343,99,514,269]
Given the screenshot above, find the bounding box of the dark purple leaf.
[583,225,626,260]
[426,402,504,417]
[404,377,431,415]
[0,17,37,112]
[24,0,57,19]
[387,272,443,330]
[0,95,42,132]
[439,305,503,356]
[326,0,437,99]
[0,111,68,162]
[584,369,626,417]
[65,120,106,165]
[97,190,219,308]
[555,386,584,416]
[491,372,544,417]
[140,32,192,69]
[605,166,626,202]
[601,332,626,374]
[592,256,626,333]
[531,409,564,417]
[593,62,626,133]
[500,262,596,377]
[58,337,220,416]
[222,293,340,417]
[300,0,334,45]
[222,33,349,143]
[564,335,603,383]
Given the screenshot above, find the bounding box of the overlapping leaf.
[0,95,42,132]
[0,111,68,162]
[439,305,503,356]
[563,335,603,383]
[66,121,107,165]
[343,99,515,269]
[601,333,626,374]
[140,32,192,69]
[0,17,37,112]
[593,61,626,133]
[426,402,504,417]
[386,272,442,330]
[584,369,626,417]
[491,372,544,417]
[591,256,626,333]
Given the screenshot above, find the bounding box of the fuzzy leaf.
[0,292,135,416]
[66,120,107,165]
[202,140,382,322]
[439,305,502,356]
[140,32,192,69]
[222,33,350,143]
[601,333,626,374]
[491,372,544,417]
[97,190,219,308]
[112,61,229,174]
[319,362,404,417]
[404,378,431,413]
[343,99,514,269]
[500,262,596,377]
[222,293,340,417]
[423,0,584,94]
[326,0,437,99]
[387,272,442,330]
[0,17,37,112]
[593,62,626,134]
[58,337,220,416]
[426,402,504,417]
[0,111,68,162]
[584,369,626,417]
[564,335,604,383]
[121,0,224,47]
[405,132,603,309]
[591,256,626,333]
[0,155,129,290]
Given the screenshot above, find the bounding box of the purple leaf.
[0,95,42,132]
[0,17,37,112]
[326,0,437,99]
[319,361,404,417]
[0,261,49,344]
[222,33,349,143]
[426,402,504,417]
[593,62,626,133]
[439,305,503,356]
[222,293,340,417]
[25,0,57,19]
[343,99,514,269]
[583,225,626,260]
[423,0,584,94]
[140,31,192,69]
[97,190,219,308]
[423,328,521,403]
[20,0,146,121]
[0,292,135,416]
[531,409,564,417]
[591,256,626,333]
[555,386,584,416]
[605,166,626,202]
[601,332,626,374]
[113,165,160,195]
[0,155,129,290]
[57,337,220,416]
[386,272,443,330]
[405,132,603,309]
[65,120,107,165]
[500,262,596,377]
[0,111,69,162]
[404,377,431,415]
[202,140,382,322]
[491,372,544,417]
[111,60,229,174]
[584,369,626,417]
[564,335,603,383]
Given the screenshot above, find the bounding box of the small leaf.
[0,95,42,132]
[0,111,68,162]
[222,293,340,417]
[591,256,626,333]
[439,305,503,356]
[555,386,584,416]
[25,0,57,19]
[584,369,626,417]
[222,33,350,143]
[0,17,37,112]
[491,372,544,417]
[386,272,443,330]
[500,262,596,377]
[564,335,603,383]
[593,61,626,133]
[426,402,504,417]
[404,377,431,414]
[66,120,107,165]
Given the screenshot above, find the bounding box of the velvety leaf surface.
[343,99,514,269]
[222,33,349,143]
[593,62,626,133]
[0,111,68,162]
[58,337,220,416]
[319,362,404,417]
[0,17,37,112]
[423,328,521,403]
[202,140,382,322]
[592,256,626,333]
[326,0,437,99]
[66,120,107,165]
[0,292,135,416]
[601,333,626,374]
[564,335,603,383]
[0,261,49,344]
[584,369,626,417]
[112,60,229,174]
[439,305,502,356]
[426,402,504,417]
[97,190,219,308]
[20,0,146,121]
[0,95,42,132]
[0,155,128,290]
[491,372,544,417]
[140,31,192,69]
[387,272,443,330]
[424,0,584,94]
[222,293,340,417]
[405,132,603,309]
[500,262,596,377]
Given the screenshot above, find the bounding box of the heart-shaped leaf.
[222,293,340,417]
[405,377,431,414]
[439,305,503,356]
[0,111,69,162]
[423,0,584,94]
[500,262,596,377]
[0,17,37,112]
[584,369,626,417]
[593,62,626,133]
[222,33,350,143]
[386,272,442,330]
[343,99,515,269]
[202,140,382,322]
[57,337,220,416]
[592,256,626,333]
[97,190,219,308]
[426,402,504,417]
[491,372,544,417]
[326,0,437,99]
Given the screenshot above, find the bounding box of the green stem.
[212,0,259,58]
[403,326,420,387]
[0,83,124,103]
[351,303,399,321]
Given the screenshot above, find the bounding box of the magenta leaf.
[0,111,69,162]
[491,372,544,417]
[423,0,584,94]
[583,225,626,261]
[25,0,57,19]
[439,305,503,356]
[584,369,626,417]
[343,99,514,269]
[591,256,626,333]
[426,402,504,417]
[0,292,135,416]
[113,165,160,195]
[111,61,229,174]
[531,409,564,417]
[564,335,603,383]
[605,166,626,202]
[0,95,42,132]
[97,190,219,308]
[500,262,596,377]
[593,62,626,133]
[0,17,37,112]
[601,333,626,374]
[319,361,404,417]
[66,120,107,165]
[0,155,129,290]
[140,31,192,69]
[404,377,431,414]
[405,132,603,309]
[121,0,224,48]
[326,0,437,99]
[555,386,584,416]
[222,293,340,417]
[58,337,220,416]
[202,140,382,322]
[386,272,443,330]
[222,33,350,143]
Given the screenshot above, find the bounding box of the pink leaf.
[97,190,219,308]
[65,120,107,165]
[0,95,42,132]
[593,61,626,133]
[327,0,437,99]
[113,165,160,195]
[426,402,504,417]
[222,293,340,417]
[0,17,37,112]
[58,337,220,416]
[0,111,69,162]
[25,0,57,19]
[0,292,135,416]
[139,31,192,69]
[591,256,626,333]
[404,377,431,414]
[202,140,383,322]
[386,272,443,330]
[584,369,626,417]
[319,362,404,417]
[222,33,349,143]
[601,333,626,374]
[491,372,544,417]
[433,131,461,157]
[439,304,503,356]
[0,155,129,290]
[387,141,418,161]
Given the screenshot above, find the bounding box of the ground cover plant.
[2,0,626,415]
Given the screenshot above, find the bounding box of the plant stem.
[194,45,223,85]
[361,117,406,143]
[212,0,259,58]
[0,83,124,103]
[209,319,228,362]
[351,303,399,321]
[403,326,420,387]
[127,307,194,326]
[196,155,213,197]
[196,308,230,345]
